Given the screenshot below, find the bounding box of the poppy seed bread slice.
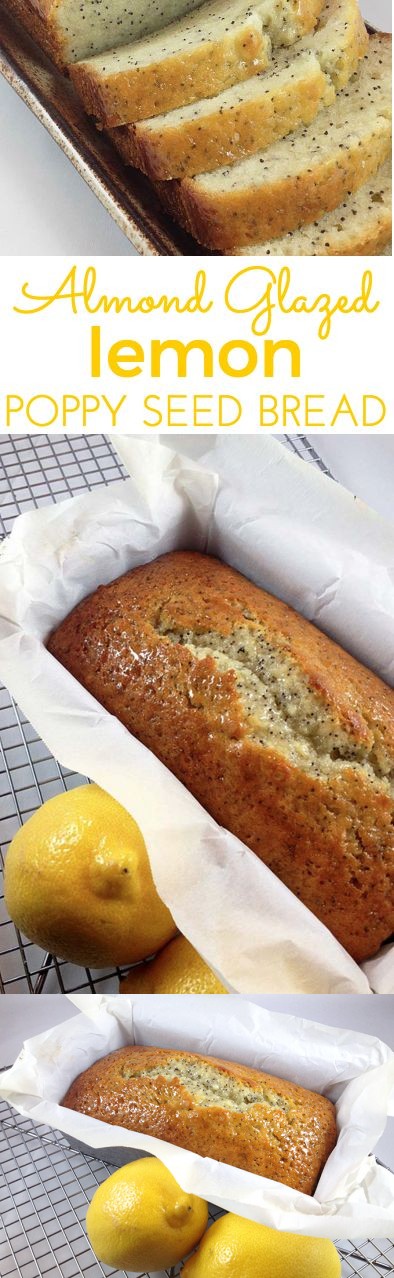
[158,34,391,248]
[61,1046,338,1194]
[70,0,324,126]
[110,0,367,179]
[231,160,392,254]
[6,0,210,67]
[111,47,333,178]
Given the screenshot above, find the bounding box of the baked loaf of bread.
[61,1046,337,1193]
[157,35,391,247]
[70,0,324,125]
[47,551,394,962]
[230,160,392,254]
[110,0,367,179]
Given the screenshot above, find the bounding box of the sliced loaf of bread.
[158,35,392,248]
[111,0,367,179]
[230,160,392,253]
[6,0,210,66]
[70,0,324,125]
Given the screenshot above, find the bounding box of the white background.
[0,0,391,255]
[1,995,393,1169]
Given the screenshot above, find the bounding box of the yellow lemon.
[120,934,227,993]
[86,1157,208,1270]
[4,784,176,967]
[182,1213,341,1277]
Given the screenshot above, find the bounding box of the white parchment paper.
[1,995,394,1237]
[0,437,393,995]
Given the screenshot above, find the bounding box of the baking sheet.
[1,994,394,1237]
[0,1,390,255]
[0,437,393,996]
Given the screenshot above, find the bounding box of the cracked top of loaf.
[61,1044,338,1194]
[47,550,394,962]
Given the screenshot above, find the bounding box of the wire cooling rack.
[0,431,335,993]
[0,435,130,994]
[1,1097,393,1278]
[0,1094,223,1278]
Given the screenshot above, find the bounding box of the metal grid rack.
[1,1098,393,1278]
[0,431,333,995]
[0,435,129,994]
[0,1095,225,1278]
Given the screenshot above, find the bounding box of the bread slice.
[109,48,334,177]
[70,0,324,126]
[158,35,392,248]
[7,0,213,65]
[111,0,367,179]
[230,161,392,254]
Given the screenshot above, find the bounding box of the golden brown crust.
[232,209,392,255]
[6,0,68,66]
[108,61,332,180]
[230,158,392,255]
[297,0,325,34]
[70,0,324,128]
[159,128,391,247]
[47,552,394,963]
[106,0,369,182]
[70,19,272,125]
[61,1045,337,1194]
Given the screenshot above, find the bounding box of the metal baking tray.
[0,432,336,996]
[1,1097,394,1277]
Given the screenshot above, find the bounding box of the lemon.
[182,1213,341,1277]
[4,784,176,967]
[120,934,227,993]
[86,1157,208,1270]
